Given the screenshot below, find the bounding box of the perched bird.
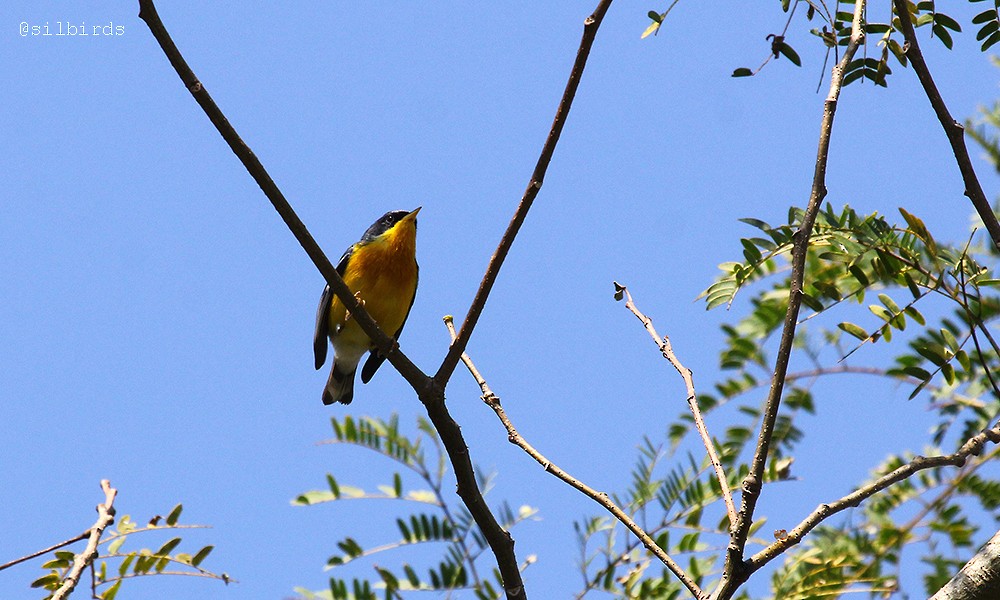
[313,208,420,405]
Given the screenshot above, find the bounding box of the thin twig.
[435,0,614,386]
[136,0,427,390]
[444,317,706,600]
[614,283,737,529]
[0,532,89,572]
[746,423,1000,571]
[51,480,117,600]
[714,3,868,598]
[891,0,1000,251]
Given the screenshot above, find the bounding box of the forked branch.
[714,2,868,598]
[436,0,615,386]
[51,480,118,600]
[747,423,1000,572]
[136,0,427,391]
[891,0,1000,251]
[444,317,706,600]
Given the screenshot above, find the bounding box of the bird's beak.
[406,207,422,220]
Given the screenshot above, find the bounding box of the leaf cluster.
[293,415,537,600]
[32,504,226,600]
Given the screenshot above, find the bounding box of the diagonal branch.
[614,282,737,529]
[52,480,117,600]
[435,0,614,386]
[714,2,867,598]
[444,317,706,600]
[137,0,427,390]
[0,532,89,573]
[746,422,1000,573]
[891,0,1000,251]
[137,4,531,596]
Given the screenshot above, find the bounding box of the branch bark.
[931,528,1000,600]
[435,0,614,386]
[891,0,1000,251]
[136,0,427,392]
[712,3,867,598]
[51,480,117,600]
[444,317,706,600]
[747,423,1000,573]
[136,4,622,597]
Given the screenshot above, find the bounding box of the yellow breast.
[327,219,418,349]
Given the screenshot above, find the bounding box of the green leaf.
[916,343,949,366]
[934,13,962,32]
[108,535,126,554]
[902,366,931,380]
[956,349,972,372]
[848,264,870,287]
[102,579,122,600]
[801,292,824,312]
[978,20,1000,41]
[905,306,926,325]
[118,553,135,577]
[983,30,1000,51]
[31,573,60,589]
[878,293,901,314]
[192,545,214,567]
[933,24,954,49]
[156,537,182,557]
[393,472,403,497]
[973,9,997,25]
[732,68,754,77]
[865,23,892,33]
[940,328,959,352]
[942,362,956,385]
[647,10,662,22]
[166,504,183,526]
[838,322,869,341]
[778,42,802,66]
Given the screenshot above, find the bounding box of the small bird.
[313,208,420,405]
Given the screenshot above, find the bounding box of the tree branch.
[136,0,428,391]
[444,317,706,600]
[931,528,1000,600]
[435,0,614,386]
[51,480,117,600]
[747,423,1000,574]
[0,532,89,573]
[137,4,533,596]
[891,0,1000,251]
[614,282,737,529]
[713,3,868,598]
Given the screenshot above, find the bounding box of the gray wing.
[313,246,354,370]
[360,264,418,384]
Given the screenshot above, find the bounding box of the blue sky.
[3,2,1000,599]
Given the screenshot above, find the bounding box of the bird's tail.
[323,362,356,405]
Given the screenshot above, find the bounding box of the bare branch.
[444,317,706,600]
[51,480,117,600]
[747,423,1000,573]
[136,0,427,390]
[891,0,1000,251]
[614,282,737,529]
[435,0,614,386]
[137,4,534,596]
[714,3,868,598]
[0,532,90,573]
